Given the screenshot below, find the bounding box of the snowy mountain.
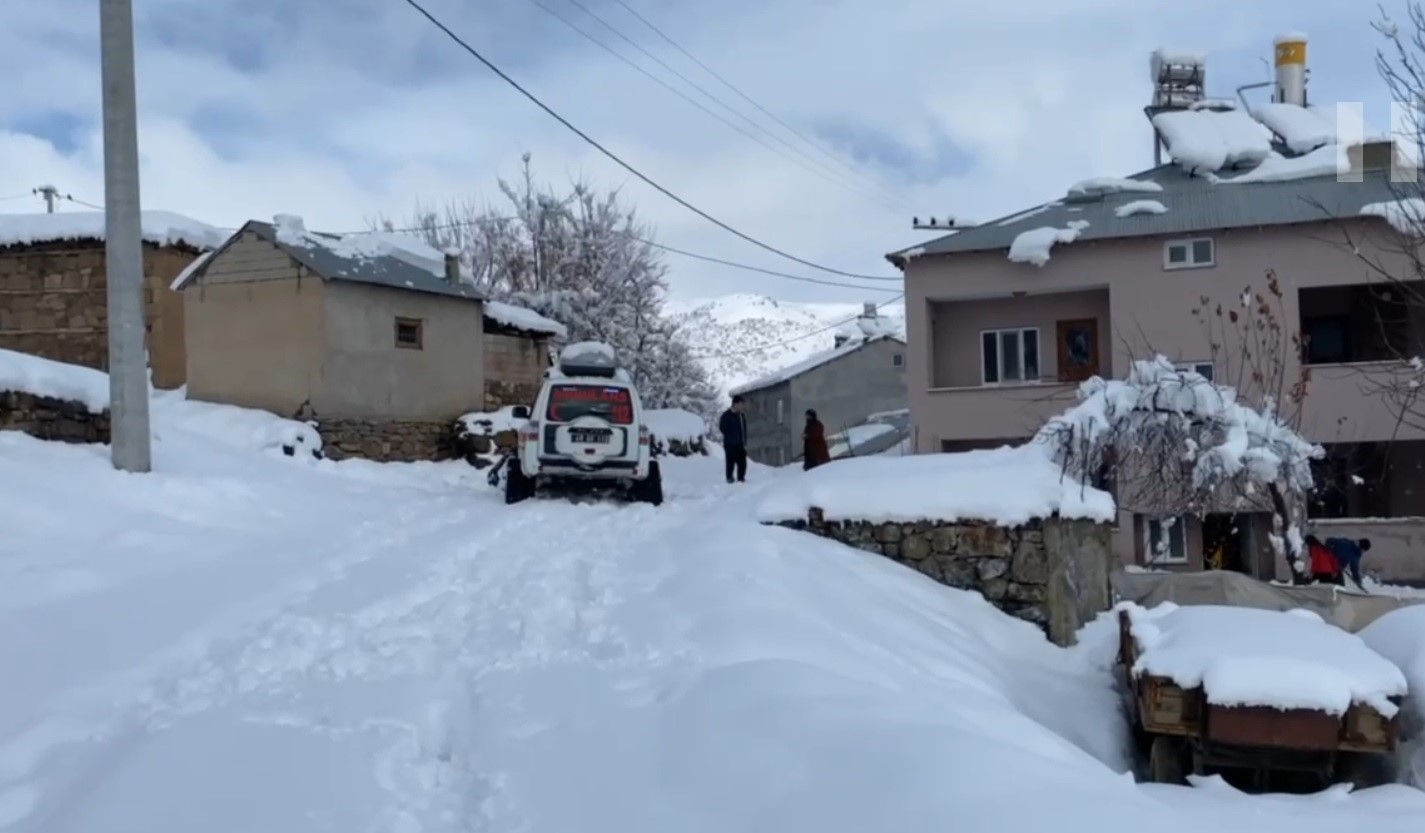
[666,293,906,396]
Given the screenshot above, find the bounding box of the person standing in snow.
[802,409,831,470]
[1324,537,1371,587]
[718,396,749,484]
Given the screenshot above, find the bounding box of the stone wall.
[483,331,548,410]
[0,241,199,389]
[316,417,456,463]
[0,390,110,443]
[774,509,1116,646]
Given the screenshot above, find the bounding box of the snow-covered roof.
[1007,220,1088,267]
[171,216,564,338]
[0,210,227,252]
[757,440,1115,526]
[1124,602,1407,718]
[730,332,904,397]
[484,299,565,337]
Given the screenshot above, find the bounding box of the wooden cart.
[1117,609,1401,790]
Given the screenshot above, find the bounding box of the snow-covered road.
[5,422,1425,833]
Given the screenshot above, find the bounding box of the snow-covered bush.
[1037,276,1321,569]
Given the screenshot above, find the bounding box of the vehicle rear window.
[546,385,634,424]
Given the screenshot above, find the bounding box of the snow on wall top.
[729,332,903,397]
[484,300,565,337]
[756,440,1115,526]
[0,210,227,252]
[1125,602,1407,717]
[0,348,110,411]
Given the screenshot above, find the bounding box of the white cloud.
[0,0,1388,302]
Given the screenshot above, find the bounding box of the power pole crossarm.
[99,0,152,472]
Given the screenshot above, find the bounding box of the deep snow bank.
[1359,606,1425,787]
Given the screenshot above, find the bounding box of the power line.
[554,0,911,210]
[608,0,897,208]
[520,0,899,211]
[397,0,903,284]
[0,192,32,202]
[689,293,904,359]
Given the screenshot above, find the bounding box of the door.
[1056,318,1100,383]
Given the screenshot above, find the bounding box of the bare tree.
[1038,272,1323,576]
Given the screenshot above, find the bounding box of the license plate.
[570,429,610,444]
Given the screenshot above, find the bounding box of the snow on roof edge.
[729,332,905,397]
[0,210,228,252]
[483,299,566,337]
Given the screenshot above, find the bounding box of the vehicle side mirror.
[511,405,530,420]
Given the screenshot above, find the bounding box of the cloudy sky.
[0,0,1403,304]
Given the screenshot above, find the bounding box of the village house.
[0,210,226,389]
[887,37,1425,583]
[172,215,565,461]
[732,303,906,466]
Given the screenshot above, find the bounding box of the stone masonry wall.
[0,241,199,389]
[774,509,1116,646]
[317,417,457,463]
[0,390,111,444]
[483,331,547,411]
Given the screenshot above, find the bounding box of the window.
[776,399,784,424]
[1302,315,1350,364]
[980,328,1040,384]
[545,384,634,424]
[394,317,424,349]
[893,352,904,368]
[1163,237,1215,270]
[1144,516,1189,565]
[1174,361,1214,381]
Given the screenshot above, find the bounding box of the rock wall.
[0,241,199,389]
[0,390,111,444]
[774,509,1115,646]
[316,417,456,463]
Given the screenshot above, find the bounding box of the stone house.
[886,38,1425,583]
[172,216,564,461]
[0,210,226,389]
[731,304,906,466]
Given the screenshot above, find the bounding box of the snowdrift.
[1359,607,1425,787]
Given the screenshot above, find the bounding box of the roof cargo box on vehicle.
[558,341,619,378]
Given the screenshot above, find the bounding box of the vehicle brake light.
[638,425,650,446]
[520,422,540,442]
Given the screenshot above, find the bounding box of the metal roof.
[887,159,1401,265]
[177,221,484,302]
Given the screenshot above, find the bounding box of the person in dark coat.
[802,409,831,470]
[718,396,749,484]
[1324,537,1371,587]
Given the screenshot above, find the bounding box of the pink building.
[889,41,1425,583]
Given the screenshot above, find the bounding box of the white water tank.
[1274,32,1308,106]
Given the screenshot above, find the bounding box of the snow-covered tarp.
[757,441,1115,526]
[1008,220,1089,266]
[730,333,903,397]
[1124,602,1408,718]
[644,408,706,443]
[1151,109,1274,173]
[484,300,565,337]
[0,210,227,252]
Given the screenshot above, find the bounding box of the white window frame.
[979,327,1041,385]
[1163,237,1215,270]
[776,399,784,424]
[1174,360,1214,382]
[1144,516,1189,565]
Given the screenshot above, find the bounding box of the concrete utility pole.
[99,0,152,472]
[33,185,58,213]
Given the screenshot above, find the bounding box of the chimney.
[1273,32,1308,106]
[861,302,877,319]
[443,250,460,283]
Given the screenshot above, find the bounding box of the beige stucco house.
[173,217,564,461]
[0,210,226,389]
[888,131,1425,584]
